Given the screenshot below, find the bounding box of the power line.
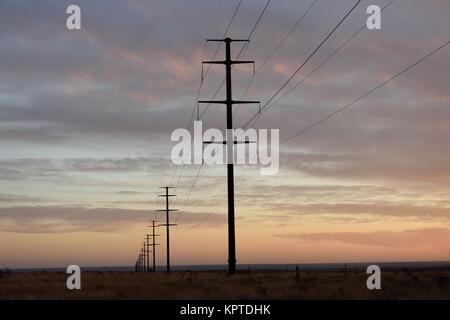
[241,0,363,129]
[215,40,444,209]
[201,0,244,84]
[198,0,271,119]
[234,37,447,195]
[175,164,203,223]
[172,0,246,188]
[191,0,361,227]
[245,0,271,40]
[225,0,243,35]
[176,0,271,219]
[260,0,319,74]
[194,164,248,227]
[281,41,450,144]
[187,0,322,224]
[260,0,395,123]
[168,0,225,187]
[236,0,320,117]
[199,0,398,227]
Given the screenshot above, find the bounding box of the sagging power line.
[174,0,271,221]
[241,0,363,129]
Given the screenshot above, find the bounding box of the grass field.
[0,270,448,299]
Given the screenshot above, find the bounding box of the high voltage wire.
[199,40,449,227]
[258,0,320,73]
[169,0,223,186]
[258,0,395,125]
[231,0,395,176]
[176,164,203,223]
[195,0,322,225]
[182,0,361,225]
[172,0,246,188]
[199,0,271,119]
[168,0,228,187]
[193,164,248,227]
[175,0,272,220]
[234,0,393,159]
[173,0,255,221]
[237,41,449,195]
[282,41,450,144]
[235,0,319,118]
[198,0,397,226]
[188,0,225,123]
[241,0,363,129]
[201,0,244,83]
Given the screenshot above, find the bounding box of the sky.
[0,0,449,268]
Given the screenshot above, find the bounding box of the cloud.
[263,202,450,220]
[0,0,449,236]
[0,157,168,181]
[275,228,450,248]
[115,190,147,195]
[0,194,44,203]
[1,0,448,148]
[0,205,226,233]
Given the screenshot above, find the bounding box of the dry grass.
[0,270,448,300]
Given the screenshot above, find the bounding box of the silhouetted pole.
[146,234,151,272]
[137,254,140,272]
[138,254,141,272]
[158,187,177,273]
[142,245,146,273]
[149,220,160,273]
[199,38,259,274]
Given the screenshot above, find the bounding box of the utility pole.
[142,244,146,273]
[145,234,152,272]
[149,220,160,272]
[199,38,259,274]
[137,254,140,272]
[158,187,177,273]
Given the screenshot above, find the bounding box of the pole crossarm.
[203,60,254,65]
[198,100,259,105]
[206,38,249,42]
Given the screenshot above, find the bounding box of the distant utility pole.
[137,254,140,272]
[140,250,144,273]
[149,220,160,273]
[158,187,177,273]
[145,234,152,272]
[142,244,146,273]
[199,38,259,274]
